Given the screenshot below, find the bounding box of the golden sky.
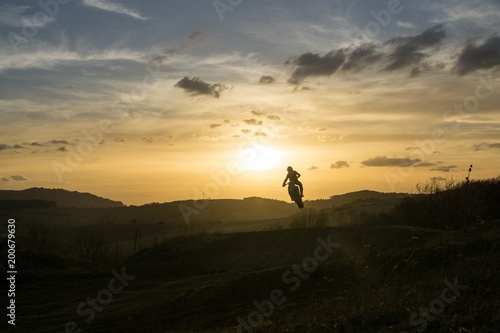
[1,1,499,205]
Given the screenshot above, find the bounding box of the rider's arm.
[282,174,289,186]
[296,171,301,178]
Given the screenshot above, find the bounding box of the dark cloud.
[341,44,382,72]
[267,115,280,120]
[330,161,350,169]
[189,31,202,40]
[13,144,25,149]
[56,146,67,152]
[361,156,421,167]
[254,131,267,137]
[259,75,276,84]
[285,49,346,84]
[149,54,171,66]
[430,165,457,172]
[48,139,70,145]
[174,77,227,98]
[414,162,435,167]
[472,142,500,151]
[0,144,11,150]
[251,110,266,116]
[384,24,446,73]
[209,124,221,129]
[1,177,9,182]
[10,175,28,181]
[285,25,446,83]
[431,176,447,181]
[149,31,203,65]
[455,36,500,75]
[241,129,251,134]
[243,119,263,125]
[308,166,319,171]
[30,142,44,146]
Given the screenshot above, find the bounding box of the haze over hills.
[0,187,124,208]
[0,188,407,228]
[0,187,405,209]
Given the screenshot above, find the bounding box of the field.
[6,222,499,333]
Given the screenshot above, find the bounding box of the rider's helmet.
[287,166,293,172]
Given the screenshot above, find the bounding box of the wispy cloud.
[330,161,350,169]
[82,0,148,20]
[361,156,421,167]
[0,47,145,72]
[472,142,500,151]
[0,4,54,27]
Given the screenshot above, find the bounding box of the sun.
[237,145,284,171]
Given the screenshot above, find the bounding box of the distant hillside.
[305,190,406,209]
[0,188,124,208]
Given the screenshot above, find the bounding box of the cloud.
[308,166,319,171]
[243,119,263,125]
[285,25,446,83]
[10,175,28,181]
[0,144,12,151]
[56,146,67,152]
[431,176,447,181]
[174,77,227,98]
[0,4,54,28]
[241,129,251,134]
[148,32,204,65]
[189,31,202,40]
[30,142,44,146]
[259,75,276,84]
[267,115,280,120]
[209,124,221,129]
[361,156,421,167]
[330,161,350,169]
[414,162,435,167]
[1,177,9,182]
[82,0,147,20]
[454,36,500,75]
[341,44,382,72]
[472,142,500,151]
[430,165,457,172]
[285,49,346,84]
[254,131,267,137]
[48,140,69,145]
[383,24,446,74]
[251,110,266,116]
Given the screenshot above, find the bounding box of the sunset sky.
[1,0,499,205]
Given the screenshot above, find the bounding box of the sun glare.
[238,145,283,171]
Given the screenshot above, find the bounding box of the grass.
[7,222,499,333]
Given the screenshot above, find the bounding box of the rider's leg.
[296,180,304,197]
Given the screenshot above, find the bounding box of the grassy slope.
[11,224,499,333]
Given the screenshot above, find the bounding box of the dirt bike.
[285,182,304,209]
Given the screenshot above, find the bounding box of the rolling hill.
[0,187,124,208]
